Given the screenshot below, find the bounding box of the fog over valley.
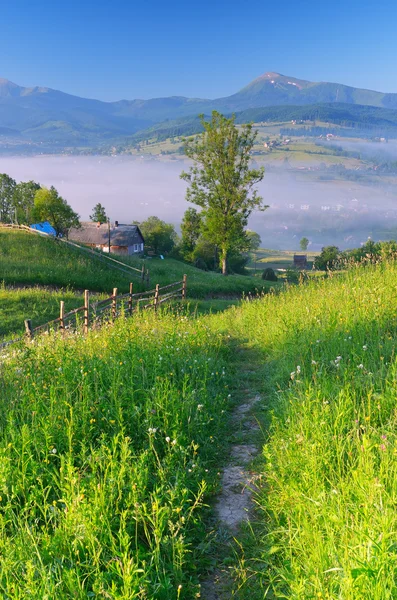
[2,154,397,250]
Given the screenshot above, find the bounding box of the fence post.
[84,290,89,334]
[60,301,65,333]
[24,319,33,340]
[182,274,187,300]
[154,284,160,312]
[141,265,145,281]
[128,282,133,316]
[146,269,150,285]
[112,288,118,321]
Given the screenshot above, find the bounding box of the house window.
[134,244,138,252]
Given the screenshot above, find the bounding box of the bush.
[262,267,278,281]
[314,246,341,270]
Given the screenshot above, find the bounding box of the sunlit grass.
[213,261,397,599]
[0,310,232,598]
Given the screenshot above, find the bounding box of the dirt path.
[201,350,264,599]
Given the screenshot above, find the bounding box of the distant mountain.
[1,72,397,149]
[127,103,397,145]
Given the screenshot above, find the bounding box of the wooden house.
[293,254,308,269]
[68,221,144,256]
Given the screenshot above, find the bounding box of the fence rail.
[1,275,187,350]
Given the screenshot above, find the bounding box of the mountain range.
[1,72,397,149]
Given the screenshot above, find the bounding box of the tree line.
[0,174,79,236]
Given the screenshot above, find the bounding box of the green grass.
[0,309,232,598]
[0,286,92,338]
[0,230,143,294]
[0,230,276,299]
[211,261,397,599]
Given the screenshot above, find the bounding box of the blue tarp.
[30,221,57,236]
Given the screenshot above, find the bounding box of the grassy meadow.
[0,230,275,297]
[0,309,232,598]
[212,261,397,599]
[4,224,397,598]
[0,286,91,338]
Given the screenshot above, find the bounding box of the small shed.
[68,221,145,256]
[293,254,308,269]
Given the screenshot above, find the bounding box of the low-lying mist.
[1,154,397,251]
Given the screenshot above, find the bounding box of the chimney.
[115,220,119,228]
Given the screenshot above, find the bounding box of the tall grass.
[217,262,397,599]
[0,286,91,337]
[0,310,231,598]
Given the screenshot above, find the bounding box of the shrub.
[262,267,278,281]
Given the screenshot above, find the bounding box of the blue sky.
[2,0,397,101]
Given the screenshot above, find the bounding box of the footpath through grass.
[212,262,397,599]
[0,309,233,598]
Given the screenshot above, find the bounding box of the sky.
[1,0,397,102]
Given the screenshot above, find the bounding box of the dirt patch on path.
[201,393,262,599]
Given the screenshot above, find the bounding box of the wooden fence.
[1,276,187,350]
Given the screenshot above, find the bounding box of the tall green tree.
[246,230,262,251]
[33,186,80,237]
[300,237,309,251]
[139,216,177,255]
[181,111,267,275]
[0,174,16,223]
[14,180,41,224]
[89,203,108,224]
[180,208,202,259]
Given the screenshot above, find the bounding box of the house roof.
[69,222,144,246]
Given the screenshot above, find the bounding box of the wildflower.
[148,427,157,434]
[51,448,57,454]
[363,345,368,351]
[380,444,387,452]
[311,360,317,365]
[357,364,364,369]
[290,371,296,380]
[165,437,171,443]
[296,365,301,374]
[197,404,203,411]
[172,439,177,445]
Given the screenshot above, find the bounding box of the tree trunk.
[221,252,228,276]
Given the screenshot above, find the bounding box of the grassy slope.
[3,260,397,597]
[212,262,397,599]
[0,310,232,598]
[0,230,277,337]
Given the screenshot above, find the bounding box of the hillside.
[2,257,397,597]
[125,102,397,146]
[0,229,277,337]
[2,72,397,150]
[208,260,397,598]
